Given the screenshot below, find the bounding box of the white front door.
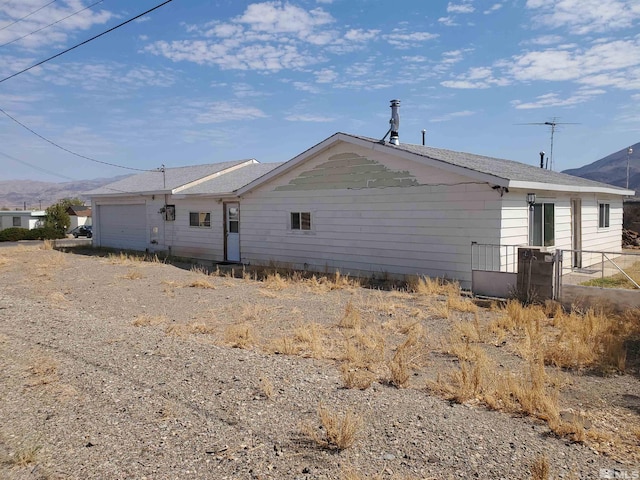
[225,203,240,262]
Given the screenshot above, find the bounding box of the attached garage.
[96,204,147,251]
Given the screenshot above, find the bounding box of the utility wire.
[0,106,153,172]
[0,0,174,84]
[0,149,74,181]
[0,0,103,48]
[0,0,57,32]
[0,0,175,173]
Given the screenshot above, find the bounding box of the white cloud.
[0,0,113,49]
[344,29,380,42]
[441,66,510,89]
[438,16,458,27]
[196,101,268,123]
[525,34,564,46]
[447,3,475,14]
[484,3,503,14]
[236,2,333,36]
[430,110,476,122]
[511,88,606,109]
[314,68,337,83]
[285,114,334,122]
[526,0,640,34]
[383,29,438,48]
[507,39,640,83]
[291,81,320,93]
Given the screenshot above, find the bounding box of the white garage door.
[98,204,147,251]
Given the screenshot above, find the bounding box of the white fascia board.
[172,159,258,194]
[171,192,237,200]
[508,181,634,196]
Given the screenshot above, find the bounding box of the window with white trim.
[291,212,311,230]
[530,203,555,247]
[598,203,610,228]
[12,217,21,227]
[189,212,211,227]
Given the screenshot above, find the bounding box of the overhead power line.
[0,106,152,172]
[0,0,174,85]
[0,0,175,173]
[0,149,75,181]
[0,0,57,32]
[0,0,103,49]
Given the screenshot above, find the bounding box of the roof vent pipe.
[389,99,400,145]
[539,151,545,169]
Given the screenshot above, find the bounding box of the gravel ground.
[0,244,638,479]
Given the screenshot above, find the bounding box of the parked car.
[70,225,92,238]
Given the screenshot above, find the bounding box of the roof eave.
[508,181,635,196]
[88,189,172,198]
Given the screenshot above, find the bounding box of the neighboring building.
[66,205,92,232]
[88,132,633,289]
[0,211,46,231]
[88,160,280,260]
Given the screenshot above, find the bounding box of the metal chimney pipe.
[422,129,426,146]
[389,99,400,145]
[539,151,545,169]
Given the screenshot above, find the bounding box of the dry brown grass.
[293,322,324,358]
[259,376,274,399]
[388,324,427,388]
[106,252,144,265]
[187,278,216,289]
[339,300,363,329]
[133,314,167,327]
[121,269,144,280]
[530,455,550,480]
[166,322,215,336]
[41,239,54,250]
[4,443,42,467]
[224,323,256,348]
[408,275,460,297]
[342,327,385,368]
[341,363,376,390]
[269,336,302,355]
[447,295,478,313]
[304,405,362,450]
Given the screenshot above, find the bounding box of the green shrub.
[24,227,66,240]
[0,227,29,242]
[0,227,65,242]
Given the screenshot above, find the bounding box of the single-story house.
[0,210,46,231]
[88,132,634,288]
[66,205,92,232]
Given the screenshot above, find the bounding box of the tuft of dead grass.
[41,239,54,250]
[166,322,215,336]
[224,323,256,348]
[303,405,362,450]
[339,300,363,329]
[530,455,550,480]
[388,324,427,388]
[187,278,216,289]
[121,269,144,280]
[5,443,42,467]
[447,295,478,313]
[408,275,460,297]
[341,364,376,390]
[259,376,274,399]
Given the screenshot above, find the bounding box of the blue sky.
[0,0,639,181]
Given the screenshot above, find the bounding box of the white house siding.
[93,196,225,260]
[0,213,45,231]
[499,190,624,269]
[162,197,225,261]
[579,194,624,267]
[240,143,504,287]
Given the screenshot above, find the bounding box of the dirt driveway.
[0,245,639,479]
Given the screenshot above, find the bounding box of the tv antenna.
[516,118,579,170]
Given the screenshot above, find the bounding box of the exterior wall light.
[526,193,536,210]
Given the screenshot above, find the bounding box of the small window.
[598,203,610,228]
[291,212,311,231]
[530,203,555,247]
[12,217,21,227]
[165,205,175,221]
[189,212,211,227]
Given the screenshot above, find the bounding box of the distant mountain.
[563,142,640,196]
[0,175,129,210]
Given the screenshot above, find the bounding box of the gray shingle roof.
[346,133,630,192]
[87,160,251,195]
[179,163,283,195]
